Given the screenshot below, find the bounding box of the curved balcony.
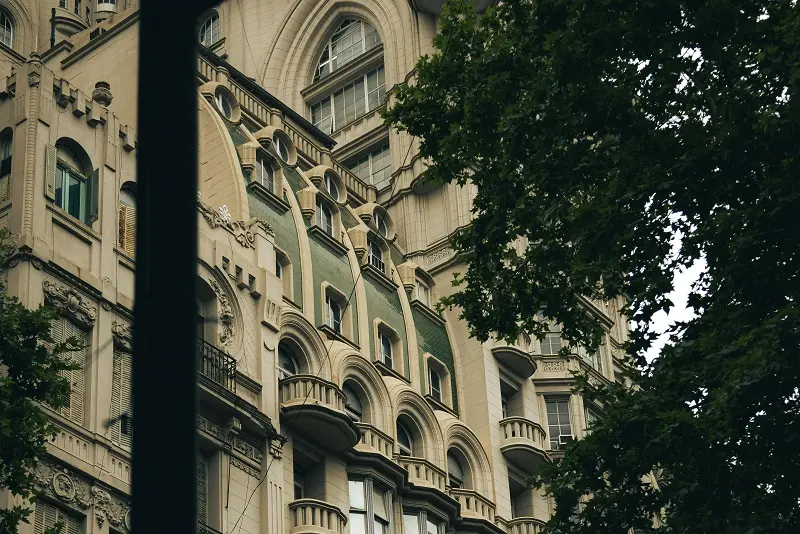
[450,488,496,523]
[491,342,536,378]
[506,518,546,534]
[279,375,359,452]
[499,417,549,472]
[289,499,347,534]
[354,422,394,459]
[397,456,447,492]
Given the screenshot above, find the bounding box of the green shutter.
[120,351,132,449]
[197,452,208,524]
[110,351,122,444]
[87,168,99,225]
[44,145,57,201]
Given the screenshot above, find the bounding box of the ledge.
[319,324,360,350]
[236,370,263,396]
[410,300,446,325]
[247,181,291,213]
[424,394,457,417]
[373,360,410,384]
[302,45,385,103]
[362,263,398,291]
[308,225,349,256]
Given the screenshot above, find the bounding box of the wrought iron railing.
[197,338,236,393]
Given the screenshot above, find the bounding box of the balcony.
[279,375,360,452]
[198,338,236,393]
[499,417,549,472]
[354,422,394,459]
[506,518,546,534]
[289,499,347,534]
[397,456,447,492]
[450,488,496,523]
[491,342,536,379]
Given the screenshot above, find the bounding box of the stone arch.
[279,308,333,379]
[0,0,34,56]
[197,90,249,221]
[197,261,245,357]
[389,380,445,466]
[439,415,494,496]
[333,349,393,432]
[261,0,417,110]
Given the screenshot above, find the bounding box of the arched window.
[343,384,363,421]
[447,451,465,489]
[373,212,388,238]
[274,136,290,163]
[198,12,220,47]
[278,341,299,379]
[0,9,13,49]
[428,366,442,402]
[0,129,12,201]
[50,141,98,225]
[396,419,414,456]
[215,90,234,120]
[196,278,217,344]
[118,186,136,257]
[324,173,339,201]
[314,19,381,81]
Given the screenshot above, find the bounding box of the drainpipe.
[50,8,55,49]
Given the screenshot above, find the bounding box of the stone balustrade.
[355,423,394,459]
[289,499,348,534]
[449,488,496,523]
[506,517,547,534]
[397,456,447,492]
[279,374,346,412]
[500,417,548,449]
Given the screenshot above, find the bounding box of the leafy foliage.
[0,228,81,534]
[386,0,800,532]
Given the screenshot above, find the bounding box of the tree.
[385,0,800,532]
[0,228,81,534]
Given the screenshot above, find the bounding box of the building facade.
[0,1,629,534]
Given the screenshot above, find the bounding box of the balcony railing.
[355,422,394,459]
[279,374,345,411]
[289,499,347,534]
[506,517,546,534]
[197,338,237,393]
[449,488,496,523]
[500,417,548,450]
[397,455,447,492]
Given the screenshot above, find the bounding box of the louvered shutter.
[50,319,70,419]
[44,144,57,201]
[58,320,86,426]
[119,351,133,448]
[197,452,208,524]
[64,511,80,534]
[123,203,136,257]
[110,351,122,443]
[0,155,10,201]
[34,501,60,534]
[86,168,99,225]
[33,502,45,534]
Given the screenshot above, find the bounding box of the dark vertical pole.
[134,1,215,532]
[50,8,56,49]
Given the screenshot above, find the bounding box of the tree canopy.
[385,0,800,532]
[0,228,81,534]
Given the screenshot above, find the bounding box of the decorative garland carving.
[542,360,566,373]
[112,321,133,353]
[197,199,274,248]
[42,280,97,328]
[92,485,130,530]
[427,247,453,266]
[34,461,92,512]
[208,279,234,346]
[196,414,264,464]
[231,456,260,478]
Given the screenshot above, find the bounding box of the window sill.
[424,394,457,417]
[115,248,135,266]
[308,225,349,256]
[247,182,290,213]
[362,262,398,291]
[302,44,385,103]
[319,324,359,350]
[410,300,445,325]
[47,204,100,242]
[373,360,409,384]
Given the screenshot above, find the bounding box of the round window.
[325,173,339,201]
[215,91,234,119]
[374,212,388,237]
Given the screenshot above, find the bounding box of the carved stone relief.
[197,199,274,249]
[208,279,234,346]
[542,360,567,373]
[196,413,264,465]
[42,280,97,328]
[427,247,453,266]
[112,321,133,353]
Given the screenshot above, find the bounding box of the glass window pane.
[67,175,83,220]
[350,513,367,534]
[55,167,65,208]
[373,488,388,520]
[374,519,387,534]
[349,479,366,509]
[403,514,419,534]
[426,519,439,534]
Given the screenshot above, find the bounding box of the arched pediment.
[279,308,333,379]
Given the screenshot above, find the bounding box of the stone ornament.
[542,360,567,373]
[34,461,91,511]
[427,247,453,266]
[92,81,113,107]
[42,280,97,328]
[197,198,274,249]
[52,471,77,501]
[208,279,235,346]
[112,321,133,352]
[92,485,130,530]
[197,414,264,464]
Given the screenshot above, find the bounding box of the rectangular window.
[540,332,562,355]
[294,468,305,500]
[415,280,431,307]
[59,0,67,8]
[347,144,391,186]
[74,0,81,15]
[403,514,419,534]
[310,66,386,134]
[0,137,11,202]
[368,240,385,273]
[50,318,86,425]
[379,333,392,368]
[326,294,342,334]
[316,201,333,236]
[585,406,600,432]
[546,398,573,449]
[404,512,440,534]
[55,164,89,223]
[34,501,81,534]
[428,367,441,402]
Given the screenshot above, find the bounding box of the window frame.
[55,161,88,223]
[316,199,334,236]
[326,293,343,334]
[403,510,443,534]
[428,366,442,402]
[368,239,385,273]
[310,65,387,134]
[348,477,393,534]
[347,143,392,186]
[396,419,414,456]
[198,12,220,47]
[0,9,13,49]
[545,396,573,450]
[314,19,381,81]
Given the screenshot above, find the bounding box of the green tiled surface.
[247,193,303,310]
[284,166,307,195]
[227,123,250,147]
[309,237,359,345]
[412,308,458,413]
[365,276,409,379]
[341,208,360,229]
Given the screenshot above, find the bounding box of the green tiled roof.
[309,237,359,345]
[412,307,458,413]
[284,166,307,194]
[247,193,303,310]
[226,123,250,147]
[364,275,410,379]
[389,243,405,268]
[341,208,360,229]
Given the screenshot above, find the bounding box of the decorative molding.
[231,456,260,478]
[111,321,133,353]
[427,247,453,266]
[208,279,235,346]
[542,360,566,373]
[92,485,130,530]
[269,441,284,459]
[262,298,281,331]
[196,414,264,465]
[42,280,97,328]
[197,199,274,249]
